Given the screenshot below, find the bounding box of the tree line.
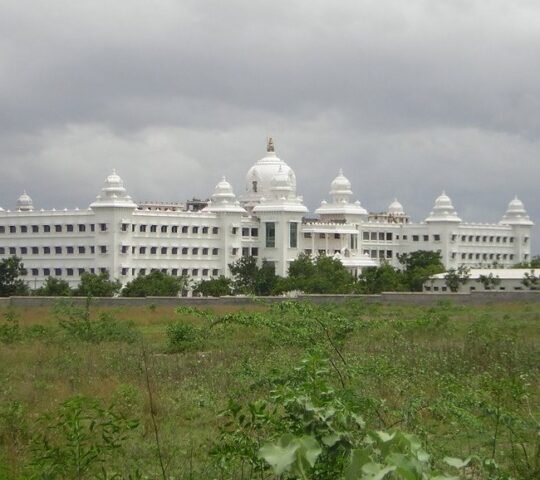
[1,252,540,297]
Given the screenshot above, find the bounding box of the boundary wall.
[1,291,540,308]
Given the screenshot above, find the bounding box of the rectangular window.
[362,232,369,240]
[423,235,429,241]
[67,268,74,276]
[172,226,178,233]
[212,227,219,234]
[171,268,178,276]
[31,268,38,276]
[289,222,298,248]
[121,268,128,276]
[212,248,219,255]
[78,268,85,275]
[66,246,74,254]
[55,268,62,276]
[433,234,440,241]
[43,268,50,276]
[192,269,198,276]
[78,224,86,232]
[412,235,419,242]
[202,269,209,276]
[386,232,393,241]
[182,268,189,276]
[242,227,250,236]
[150,247,157,254]
[55,225,62,233]
[140,225,147,233]
[304,232,312,239]
[192,226,199,234]
[121,245,128,254]
[139,247,146,254]
[43,247,51,254]
[99,224,107,232]
[182,226,188,233]
[251,247,259,256]
[0,226,5,233]
[172,247,178,254]
[66,225,74,232]
[78,246,86,254]
[20,247,28,254]
[192,248,199,255]
[212,269,219,276]
[161,247,167,254]
[334,233,341,239]
[182,247,188,254]
[251,228,258,237]
[161,225,168,233]
[265,222,276,248]
[32,225,39,233]
[150,225,157,233]
[21,225,28,233]
[32,246,38,254]
[9,226,16,233]
[379,232,385,241]
[202,248,209,255]
[140,269,146,275]
[44,225,51,233]
[100,246,107,254]
[202,226,209,234]
[9,247,16,255]
[121,224,128,232]
[242,247,250,256]
[55,246,62,254]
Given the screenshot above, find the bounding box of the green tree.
[283,253,355,294]
[521,270,539,290]
[477,273,501,290]
[75,272,121,297]
[229,256,280,296]
[0,256,29,297]
[398,250,445,291]
[34,276,73,296]
[121,270,185,297]
[444,265,471,292]
[356,262,405,293]
[194,276,232,297]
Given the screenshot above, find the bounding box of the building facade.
[0,139,534,289]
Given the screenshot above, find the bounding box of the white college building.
[0,139,534,289]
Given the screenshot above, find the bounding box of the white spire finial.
[267,137,274,152]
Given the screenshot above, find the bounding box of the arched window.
[252,181,258,192]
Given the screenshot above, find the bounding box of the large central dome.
[241,138,296,206]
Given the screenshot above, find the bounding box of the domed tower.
[500,196,534,264]
[425,191,462,224]
[241,138,297,209]
[315,169,368,223]
[90,170,137,281]
[425,191,461,267]
[16,191,34,212]
[204,177,246,277]
[251,148,308,277]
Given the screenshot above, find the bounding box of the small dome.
[500,195,534,225]
[330,169,352,195]
[425,191,461,223]
[388,198,404,215]
[90,169,137,209]
[211,176,236,202]
[16,191,34,211]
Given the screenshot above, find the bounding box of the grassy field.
[0,299,539,479]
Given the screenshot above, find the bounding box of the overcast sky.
[1,0,539,253]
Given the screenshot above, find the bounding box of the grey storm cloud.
[1,0,539,251]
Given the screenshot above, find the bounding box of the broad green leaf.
[444,456,471,469]
[296,435,322,467]
[322,433,341,447]
[258,441,299,475]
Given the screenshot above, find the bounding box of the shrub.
[166,321,202,352]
